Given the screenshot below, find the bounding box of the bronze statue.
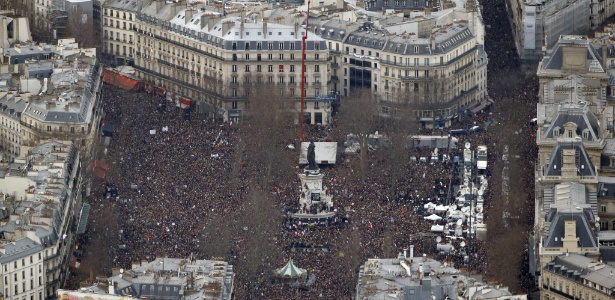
[307,141,318,170]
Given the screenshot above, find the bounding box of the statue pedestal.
[290,168,335,220]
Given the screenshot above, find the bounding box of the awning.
[470,101,490,114]
[76,203,91,235]
[103,69,141,91]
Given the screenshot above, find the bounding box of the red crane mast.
[299,1,311,142]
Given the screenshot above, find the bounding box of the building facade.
[541,254,615,300]
[0,140,82,299]
[506,0,591,60]
[101,0,138,65]
[312,8,488,128]
[0,239,46,300]
[131,1,335,124]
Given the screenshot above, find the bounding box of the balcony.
[453,61,473,74]
[398,75,420,80]
[331,62,339,69]
[330,75,339,83]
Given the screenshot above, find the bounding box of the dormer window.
[582,129,590,139]
[553,127,561,137]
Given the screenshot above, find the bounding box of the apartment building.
[531,34,615,285]
[61,257,234,300]
[0,239,46,300]
[356,254,527,300]
[312,8,488,128]
[363,0,440,12]
[130,0,335,124]
[101,0,138,65]
[0,140,82,299]
[541,254,615,300]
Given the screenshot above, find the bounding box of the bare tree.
[239,82,296,186]
[335,88,381,177]
[65,5,96,48]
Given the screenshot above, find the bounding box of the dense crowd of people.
[80,85,510,298]
[76,0,542,296]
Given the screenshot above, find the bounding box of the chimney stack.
[294,22,299,36]
[185,8,195,25]
[240,19,244,39]
[561,148,578,178]
[156,0,164,13]
[222,21,234,36]
[409,245,414,258]
[263,21,268,39]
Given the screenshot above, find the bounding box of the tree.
[239,81,296,186]
[65,5,96,48]
[336,89,381,177]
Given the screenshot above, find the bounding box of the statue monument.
[291,141,335,220]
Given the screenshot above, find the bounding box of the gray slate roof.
[544,140,596,177]
[542,102,600,141]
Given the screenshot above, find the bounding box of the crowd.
[81,85,498,298]
[78,0,541,295]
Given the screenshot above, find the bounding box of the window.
[290,65,295,72]
[315,42,320,50]
[232,65,237,72]
[315,54,320,60]
[47,126,51,132]
[245,65,250,72]
[279,42,284,50]
[257,65,262,72]
[245,54,250,60]
[290,43,295,50]
[268,65,273,72]
[553,127,561,137]
[268,54,273,60]
[279,65,284,72]
[601,205,607,213]
[315,65,320,72]
[268,42,273,50]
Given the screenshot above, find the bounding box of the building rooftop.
[107,257,234,300]
[543,140,596,177]
[0,140,77,249]
[546,254,615,292]
[541,35,605,73]
[542,183,598,249]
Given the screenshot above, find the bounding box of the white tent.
[274,259,306,278]
[424,202,436,209]
[424,214,442,221]
[435,205,448,212]
[430,225,444,232]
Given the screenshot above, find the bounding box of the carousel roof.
[275,259,306,278]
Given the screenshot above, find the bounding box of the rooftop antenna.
[299,1,311,143]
